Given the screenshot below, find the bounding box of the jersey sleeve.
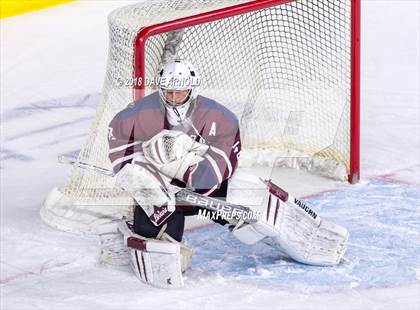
[107,108,169,188]
[108,113,142,173]
[182,122,241,195]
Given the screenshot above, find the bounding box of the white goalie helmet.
[158,60,200,125]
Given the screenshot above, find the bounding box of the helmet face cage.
[160,88,192,107]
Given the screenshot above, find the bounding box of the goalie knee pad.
[231,189,287,245]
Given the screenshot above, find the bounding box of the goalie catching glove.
[142,130,208,180]
[118,221,192,289]
[232,179,349,266]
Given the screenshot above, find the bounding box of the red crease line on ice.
[0,261,70,285]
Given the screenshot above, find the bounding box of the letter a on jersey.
[209,122,217,136]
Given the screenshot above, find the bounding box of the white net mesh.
[41,0,355,234]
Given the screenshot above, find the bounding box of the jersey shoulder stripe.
[115,92,161,120]
[198,96,239,128]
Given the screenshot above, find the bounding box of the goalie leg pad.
[232,180,349,266]
[232,222,266,245]
[273,207,349,266]
[118,221,192,288]
[129,246,183,289]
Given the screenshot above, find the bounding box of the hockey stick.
[58,156,258,223]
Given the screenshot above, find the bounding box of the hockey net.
[41,0,360,234]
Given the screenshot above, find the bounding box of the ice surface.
[186,179,419,291]
[1,0,419,309]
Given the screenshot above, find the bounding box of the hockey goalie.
[107,60,349,289]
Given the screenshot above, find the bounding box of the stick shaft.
[58,156,257,223]
[58,155,115,177]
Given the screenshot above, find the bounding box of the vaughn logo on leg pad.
[294,198,318,220]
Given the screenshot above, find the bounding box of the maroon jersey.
[108,92,241,196]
